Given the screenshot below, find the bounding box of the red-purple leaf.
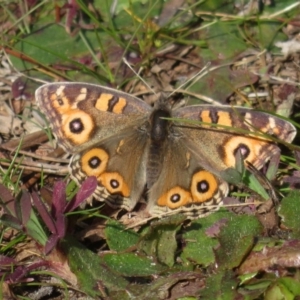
[0,255,16,266]
[65,176,97,212]
[14,190,32,225]
[31,191,57,234]
[284,170,300,187]
[6,260,48,283]
[14,192,23,222]
[40,186,54,206]
[52,181,67,219]
[19,190,32,225]
[0,214,22,230]
[0,184,16,215]
[65,0,80,34]
[56,213,66,238]
[45,234,60,255]
[6,266,27,283]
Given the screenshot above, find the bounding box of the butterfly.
[35,82,296,218]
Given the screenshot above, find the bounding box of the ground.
[0,1,300,299]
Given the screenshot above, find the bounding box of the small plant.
[31,176,97,254]
[0,176,97,284]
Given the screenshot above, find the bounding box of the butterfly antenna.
[122,57,157,95]
[123,58,220,99]
[168,62,212,97]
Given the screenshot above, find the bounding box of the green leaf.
[215,214,263,270]
[138,214,185,267]
[25,209,48,245]
[265,282,294,300]
[103,253,165,277]
[60,236,128,297]
[181,210,232,267]
[10,24,110,82]
[198,21,249,62]
[220,167,243,185]
[252,21,287,51]
[243,172,269,200]
[126,271,202,300]
[105,219,139,251]
[278,277,300,296]
[196,0,237,13]
[221,166,269,200]
[201,271,239,300]
[278,190,300,238]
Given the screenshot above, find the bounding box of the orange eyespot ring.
[81,148,109,177]
[51,95,70,113]
[62,109,95,145]
[157,187,191,209]
[222,136,267,167]
[99,172,130,197]
[191,171,218,203]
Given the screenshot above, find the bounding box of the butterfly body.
[36,82,296,218]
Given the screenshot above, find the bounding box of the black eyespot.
[110,179,119,189]
[57,96,65,106]
[197,180,209,193]
[234,143,250,159]
[170,193,181,203]
[69,118,84,133]
[88,156,101,169]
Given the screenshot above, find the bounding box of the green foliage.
[105,219,139,251]
[138,214,185,267]
[103,253,165,276]
[216,215,263,269]
[60,236,129,297]
[181,211,230,266]
[201,271,239,300]
[278,190,300,238]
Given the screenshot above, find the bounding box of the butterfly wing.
[70,126,150,210]
[146,136,229,218]
[146,105,296,217]
[35,82,151,153]
[172,105,296,172]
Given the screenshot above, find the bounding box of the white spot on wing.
[244,112,254,131]
[268,116,276,130]
[56,85,65,96]
[76,88,88,101]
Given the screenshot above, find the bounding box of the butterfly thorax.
[150,108,171,143]
[146,107,172,188]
